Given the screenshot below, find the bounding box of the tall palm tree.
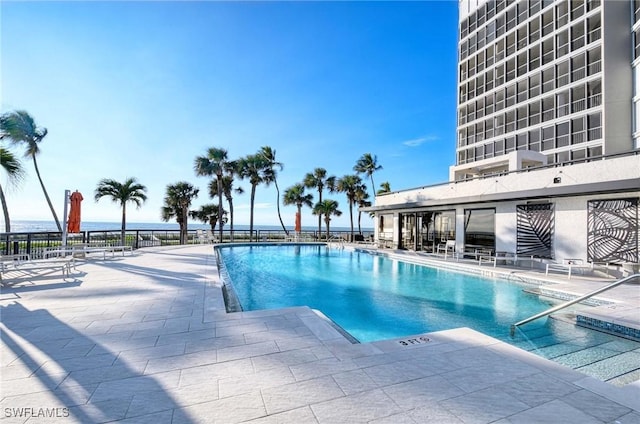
[283,184,314,234]
[94,177,148,245]
[161,182,199,245]
[237,154,270,242]
[377,181,391,195]
[194,147,229,242]
[354,186,371,236]
[190,204,227,232]
[303,168,336,239]
[0,110,61,231]
[0,147,25,232]
[336,174,364,241]
[312,200,342,241]
[354,153,383,196]
[259,146,288,235]
[209,174,243,242]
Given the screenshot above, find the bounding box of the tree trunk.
[249,185,256,242]
[33,155,62,232]
[181,204,188,244]
[349,200,354,242]
[120,203,127,246]
[217,175,224,242]
[325,217,331,240]
[0,183,11,233]
[228,198,234,242]
[358,210,362,235]
[317,189,323,240]
[275,179,288,236]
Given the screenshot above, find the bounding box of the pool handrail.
[510,273,640,336]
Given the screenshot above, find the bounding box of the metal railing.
[510,273,640,335]
[0,229,374,257]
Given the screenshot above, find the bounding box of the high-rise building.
[452,0,631,181]
[367,0,639,271]
[632,0,640,148]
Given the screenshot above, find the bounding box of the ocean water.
[5,220,370,234]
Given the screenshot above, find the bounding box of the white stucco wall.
[373,156,640,263]
[375,155,640,208]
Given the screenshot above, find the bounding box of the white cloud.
[402,135,439,147]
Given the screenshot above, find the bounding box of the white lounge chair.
[545,258,591,279]
[1,254,75,282]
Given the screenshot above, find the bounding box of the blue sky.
[1,1,458,229]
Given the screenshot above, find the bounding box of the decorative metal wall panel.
[517,203,554,258]
[587,198,639,264]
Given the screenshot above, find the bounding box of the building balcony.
[572,99,586,113]
[588,127,602,141]
[588,94,602,108]
[448,150,548,182]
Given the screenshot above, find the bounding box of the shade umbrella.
[67,190,83,233]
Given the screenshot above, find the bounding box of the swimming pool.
[218,244,640,384]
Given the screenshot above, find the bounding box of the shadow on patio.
[1,302,195,423]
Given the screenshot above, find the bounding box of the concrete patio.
[1,245,639,423]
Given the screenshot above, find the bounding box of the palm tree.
[161,182,199,245]
[194,147,229,242]
[190,204,227,232]
[237,154,270,242]
[303,168,336,239]
[283,184,314,234]
[94,177,148,245]
[209,174,243,241]
[377,181,391,195]
[259,146,288,235]
[354,186,371,236]
[0,110,61,231]
[336,174,363,241]
[0,147,25,232]
[312,200,342,241]
[354,153,383,196]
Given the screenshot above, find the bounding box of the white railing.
[588,60,602,75]
[588,94,602,108]
[588,127,602,141]
[557,74,569,87]
[572,99,586,113]
[572,132,586,144]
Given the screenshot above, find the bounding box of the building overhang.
[363,178,640,213]
[449,150,547,181]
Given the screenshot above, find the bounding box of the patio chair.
[545,258,592,279]
[436,240,457,260]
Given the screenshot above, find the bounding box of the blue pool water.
[219,245,640,384]
[219,245,640,386]
[219,244,561,342]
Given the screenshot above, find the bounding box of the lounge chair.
[1,254,74,282]
[545,258,592,279]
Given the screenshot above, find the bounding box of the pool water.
[219,245,559,342]
[219,245,640,384]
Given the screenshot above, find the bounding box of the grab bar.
[510,273,640,336]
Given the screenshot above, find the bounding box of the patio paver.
[1,245,638,423]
